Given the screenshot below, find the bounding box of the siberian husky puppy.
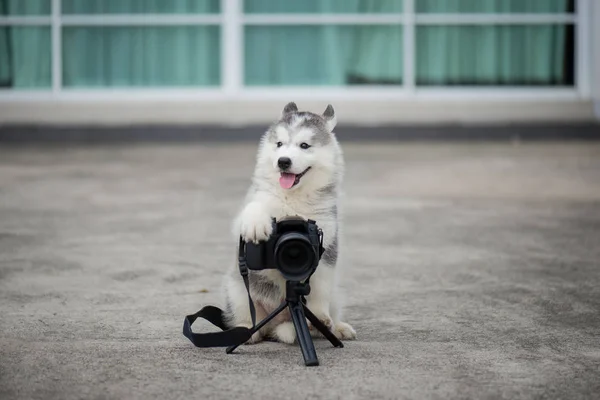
[222,102,356,344]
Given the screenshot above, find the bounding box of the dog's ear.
[322,104,337,132]
[281,102,298,117]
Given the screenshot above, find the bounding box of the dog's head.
[254,102,342,192]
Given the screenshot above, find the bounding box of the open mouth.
[279,167,311,189]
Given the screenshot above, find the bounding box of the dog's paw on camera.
[239,204,273,244]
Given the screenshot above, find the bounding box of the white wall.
[0,97,595,126]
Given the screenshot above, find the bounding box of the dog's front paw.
[332,321,356,340]
[273,322,296,344]
[239,204,273,244]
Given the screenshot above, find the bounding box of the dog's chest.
[267,195,337,244]
[269,195,329,220]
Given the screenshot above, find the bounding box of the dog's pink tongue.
[279,173,296,189]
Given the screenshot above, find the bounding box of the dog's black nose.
[278,157,292,170]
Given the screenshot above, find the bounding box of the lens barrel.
[274,232,316,281]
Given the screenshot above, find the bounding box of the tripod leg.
[288,301,319,366]
[303,305,344,348]
[226,301,288,354]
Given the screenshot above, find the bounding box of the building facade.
[0,0,598,126]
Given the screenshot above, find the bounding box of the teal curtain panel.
[245,24,403,86]
[62,26,220,88]
[0,0,50,15]
[244,0,403,14]
[61,0,220,14]
[416,0,573,14]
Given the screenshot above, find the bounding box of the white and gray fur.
[220,102,356,344]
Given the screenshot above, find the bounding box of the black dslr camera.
[242,216,324,282]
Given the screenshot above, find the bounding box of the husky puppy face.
[254,102,342,192]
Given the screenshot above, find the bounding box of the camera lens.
[280,242,307,267]
[274,233,315,281]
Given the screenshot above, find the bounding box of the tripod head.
[286,279,310,300]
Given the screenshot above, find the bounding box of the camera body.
[242,216,324,282]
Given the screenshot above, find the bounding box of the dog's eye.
[300,143,311,149]
[276,142,283,148]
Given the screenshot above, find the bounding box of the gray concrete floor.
[1,142,599,400]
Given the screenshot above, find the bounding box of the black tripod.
[226,280,344,366]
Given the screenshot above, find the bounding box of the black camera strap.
[182,237,257,348]
[237,236,258,327]
[306,219,325,260]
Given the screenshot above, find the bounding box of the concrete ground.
[0,141,599,400]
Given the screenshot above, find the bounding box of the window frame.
[0,0,592,102]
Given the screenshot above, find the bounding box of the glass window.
[416,0,574,14]
[244,0,402,14]
[0,27,52,89]
[62,0,220,15]
[0,0,51,16]
[416,24,574,86]
[245,25,403,86]
[62,26,220,87]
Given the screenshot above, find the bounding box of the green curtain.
[61,0,219,15]
[0,0,51,88]
[0,0,50,15]
[62,26,220,88]
[245,24,403,86]
[61,0,220,87]
[244,0,403,86]
[416,25,571,86]
[0,0,220,89]
[244,0,402,14]
[245,0,573,87]
[416,0,572,14]
[415,0,573,86]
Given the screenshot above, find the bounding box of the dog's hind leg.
[306,275,355,340]
[329,291,357,340]
[305,264,335,331]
